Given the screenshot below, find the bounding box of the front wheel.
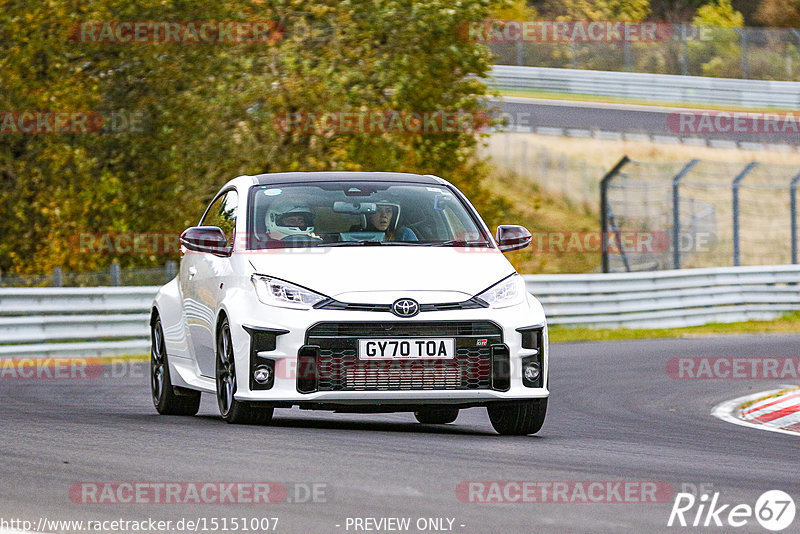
[216,318,274,425]
[487,399,547,436]
[151,317,201,416]
[414,407,459,424]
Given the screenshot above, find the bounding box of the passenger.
[365,203,417,241]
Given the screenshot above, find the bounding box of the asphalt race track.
[493,98,800,146]
[2,335,799,533]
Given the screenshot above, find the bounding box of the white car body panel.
[246,247,514,299]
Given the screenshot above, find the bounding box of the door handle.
[188,267,197,279]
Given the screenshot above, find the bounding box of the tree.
[694,0,745,27]
[535,0,651,21]
[755,0,800,27]
[688,0,745,78]
[491,0,537,19]
[0,0,504,275]
[648,0,706,22]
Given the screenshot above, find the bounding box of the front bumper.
[227,296,549,405]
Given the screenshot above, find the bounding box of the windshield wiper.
[317,240,434,247]
[427,240,491,247]
[316,240,386,247]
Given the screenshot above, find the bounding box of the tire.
[487,398,547,436]
[216,318,274,425]
[414,407,459,424]
[151,317,201,416]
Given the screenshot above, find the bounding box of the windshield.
[247,181,491,249]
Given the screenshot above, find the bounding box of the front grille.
[307,321,502,338]
[314,298,488,313]
[304,322,502,392]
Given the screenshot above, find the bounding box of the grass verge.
[497,88,795,113]
[487,167,601,274]
[550,312,800,343]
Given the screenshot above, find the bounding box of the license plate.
[358,338,455,360]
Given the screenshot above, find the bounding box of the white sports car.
[150,172,549,435]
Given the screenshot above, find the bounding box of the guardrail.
[2,266,799,358]
[489,65,800,109]
[524,265,800,329]
[0,287,157,358]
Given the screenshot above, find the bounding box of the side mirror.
[180,226,231,256]
[496,225,532,252]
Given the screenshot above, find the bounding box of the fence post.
[679,24,689,76]
[516,40,524,66]
[671,159,700,269]
[601,156,631,273]
[732,162,758,266]
[110,263,121,286]
[739,29,750,79]
[570,41,578,69]
[791,172,800,264]
[165,260,178,281]
[791,30,800,80]
[624,39,632,71]
[52,267,63,287]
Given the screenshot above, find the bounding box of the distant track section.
[491,96,800,148]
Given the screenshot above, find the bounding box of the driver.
[264,202,320,241]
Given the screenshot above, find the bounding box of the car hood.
[244,247,515,302]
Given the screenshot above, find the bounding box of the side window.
[202,190,239,247]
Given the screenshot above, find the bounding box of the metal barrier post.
[791,172,800,264]
[739,29,750,79]
[679,24,689,76]
[624,40,632,71]
[601,156,631,273]
[671,159,700,269]
[165,261,178,281]
[110,263,121,286]
[732,162,758,266]
[52,267,63,287]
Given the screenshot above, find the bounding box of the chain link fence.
[602,157,800,272]
[490,25,800,81]
[485,133,800,272]
[0,262,177,287]
[482,133,606,207]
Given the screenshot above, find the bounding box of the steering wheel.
[281,234,322,243]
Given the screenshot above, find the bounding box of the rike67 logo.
[668,490,795,531]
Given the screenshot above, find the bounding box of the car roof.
[247,171,445,186]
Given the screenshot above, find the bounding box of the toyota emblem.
[392,298,420,318]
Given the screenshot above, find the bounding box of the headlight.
[251,275,327,309]
[475,274,527,309]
